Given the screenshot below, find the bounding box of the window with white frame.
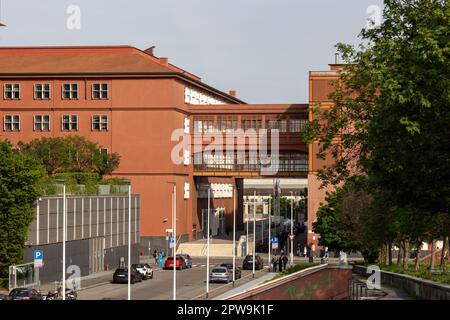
[4,83,20,100]
[62,115,78,131]
[92,115,108,131]
[62,83,79,100]
[34,84,51,100]
[289,118,308,133]
[33,115,51,131]
[92,83,109,100]
[266,119,287,133]
[3,115,20,131]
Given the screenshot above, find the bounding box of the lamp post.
[127,184,131,300]
[290,191,294,266]
[268,195,271,272]
[206,187,211,298]
[253,190,256,278]
[232,187,236,286]
[54,179,66,301]
[246,198,249,256]
[167,182,177,300]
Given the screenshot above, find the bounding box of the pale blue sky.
[0,0,384,103]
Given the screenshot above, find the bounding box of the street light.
[290,191,294,266]
[167,182,177,300]
[268,195,271,272]
[206,187,211,298]
[232,187,236,286]
[127,183,132,301]
[253,190,256,278]
[54,179,66,300]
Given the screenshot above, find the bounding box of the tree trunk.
[379,245,387,266]
[402,241,409,270]
[388,242,393,265]
[430,239,435,270]
[397,243,403,266]
[441,236,449,267]
[414,244,421,272]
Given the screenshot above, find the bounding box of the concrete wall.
[353,265,450,300]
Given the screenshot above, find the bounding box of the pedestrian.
[271,254,278,272]
[153,250,157,264]
[324,246,329,258]
[282,254,288,270]
[303,246,307,258]
[278,255,283,272]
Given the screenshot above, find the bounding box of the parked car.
[8,288,43,300]
[112,267,143,284]
[179,254,192,268]
[219,262,242,279]
[210,267,233,283]
[242,254,264,270]
[144,263,154,279]
[132,263,152,280]
[164,256,187,270]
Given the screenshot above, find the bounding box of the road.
[78,257,268,300]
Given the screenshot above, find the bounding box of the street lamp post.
[167,182,177,300]
[62,181,66,301]
[127,184,131,300]
[206,187,211,298]
[268,195,271,272]
[290,191,294,266]
[232,187,236,286]
[253,190,256,278]
[246,198,249,256]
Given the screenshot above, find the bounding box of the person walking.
[153,250,157,264]
[271,254,278,272]
[278,255,283,272]
[282,253,288,270]
[303,246,307,258]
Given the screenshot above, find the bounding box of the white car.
[131,264,153,280]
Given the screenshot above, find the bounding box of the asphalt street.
[77,257,268,300]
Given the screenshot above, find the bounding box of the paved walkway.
[352,274,412,300]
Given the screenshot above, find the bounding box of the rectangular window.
[217,116,238,133]
[92,115,108,131]
[241,117,262,131]
[3,115,20,131]
[92,83,109,100]
[62,115,78,131]
[34,84,51,100]
[193,118,214,133]
[4,83,20,100]
[33,115,51,131]
[62,83,79,100]
[266,119,287,133]
[289,119,308,133]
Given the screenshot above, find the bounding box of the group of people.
[152,250,165,264]
[271,252,289,272]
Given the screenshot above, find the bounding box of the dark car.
[219,262,242,279]
[164,256,187,270]
[112,267,143,284]
[9,288,43,300]
[242,254,264,270]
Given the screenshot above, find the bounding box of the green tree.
[304,0,449,265]
[0,141,44,282]
[19,136,120,178]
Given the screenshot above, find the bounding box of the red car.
[164,255,187,270]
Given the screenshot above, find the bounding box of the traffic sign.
[169,237,175,248]
[289,235,295,240]
[270,237,278,244]
[34,250,43,260]
[34,250,44,269]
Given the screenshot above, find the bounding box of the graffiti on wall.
[283,272,333,300]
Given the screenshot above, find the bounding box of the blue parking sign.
[271,237,278,244]
[34,250,43,261]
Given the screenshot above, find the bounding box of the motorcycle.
[46,287,77,300]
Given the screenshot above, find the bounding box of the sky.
[0,0,384,104]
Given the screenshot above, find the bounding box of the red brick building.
[0,45,333,251]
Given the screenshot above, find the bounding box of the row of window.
[3,83,109,100]
[193,118,308,134]
[3,115,109,132]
